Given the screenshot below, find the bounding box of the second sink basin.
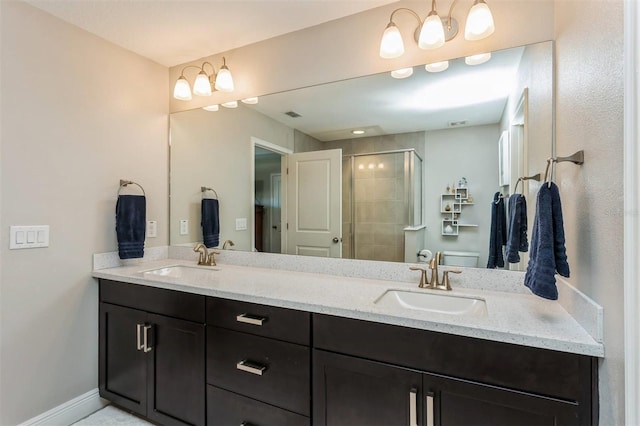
[374,289,487,318]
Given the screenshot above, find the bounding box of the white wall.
[424,125,500,267]
[554,1,625,424]
[0,2,169,424]
[170,106,293,251]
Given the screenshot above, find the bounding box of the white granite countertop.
[92,257,604,357]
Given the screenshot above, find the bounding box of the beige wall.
[169,0,555,113]
[0,2,169,424]
[170,105,293,251]
[554,1,625,425]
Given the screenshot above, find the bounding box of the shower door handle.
[332,237,341,243]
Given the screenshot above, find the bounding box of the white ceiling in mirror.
[25,0,398,67]
[243,46,525,141]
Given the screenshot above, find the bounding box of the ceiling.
[25,0,398,67]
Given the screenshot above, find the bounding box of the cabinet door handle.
[426,392,435,426]
[136,324,144,351]
[409,388,418,426]
[236,359,267,376]
[142,325,153,353]
[236,313,267,326]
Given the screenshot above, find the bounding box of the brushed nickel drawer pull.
[236,313,267,326]
[409,388,418,426]
[236,360,267,376]
[136,324,144,351]
[142,325,153,353]
[426,391,435,426]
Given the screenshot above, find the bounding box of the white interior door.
[269,173,282,253]
[286,149,342,257]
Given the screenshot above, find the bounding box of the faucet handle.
[409,266,430,288]
[207,250,220,266]
[441,269,462,291]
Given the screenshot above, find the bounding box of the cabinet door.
[424,373,580,426]
[146,313,206,426]
[99,303,147,416]
[313,350,422,426]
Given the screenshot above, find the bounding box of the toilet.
[442,250,480,267]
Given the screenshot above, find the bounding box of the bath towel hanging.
[505,174,539,263]
[487,192,506,268]
[201,187,220,248]
[116,180,146,259]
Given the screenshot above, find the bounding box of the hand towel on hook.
[487,192,507,268]
[524,182,570,300]
[202,198,220,248]
[505,194,528,263]
[116,194,146,259]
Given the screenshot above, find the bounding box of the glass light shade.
[173,76,192,101]
[464,0,495,41]
[418,12,445,50]
[202,104,219,112]
[193,71,212,96]
[425,61,449,72]
[465,52,492,65]
[214,66,234,92]
[391,67,414,79]
[351,130,365,135]
[221,100,238,108]
[241,97,259,104]
[379,22,404,59]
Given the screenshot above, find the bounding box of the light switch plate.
[235,218,248,231]
[10,225,49,249]
[179,220,189,236]
[147,221,157,238]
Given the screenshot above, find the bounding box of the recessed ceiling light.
[465,52,492,66]
[352,130,365,135]
[221,100,238,108]
[390,67,414,79]
[425,61,449,73]
[202,104,219,112]
[241,97,259,104]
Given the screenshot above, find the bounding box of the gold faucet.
[193,243,219,266]
[410,252,462,291]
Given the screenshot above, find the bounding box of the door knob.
[332,237,341,243]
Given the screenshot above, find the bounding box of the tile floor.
[73,405,153,425]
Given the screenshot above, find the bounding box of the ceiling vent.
[448,120,469,128]
[285,111,302,118]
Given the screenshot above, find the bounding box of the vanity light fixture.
[425,60,449,72]
[465,52,491,65]
[173,57,235,101]
[391,67,414,79]
[202,104,219,112]
[379,0,495,59]
[241,97,259,104]
[221,100,238,108]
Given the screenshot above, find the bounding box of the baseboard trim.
[19,388,108,426]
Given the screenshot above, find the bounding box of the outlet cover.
[179,220,189,235]
[235,218,248,231]
[147,221,157,238]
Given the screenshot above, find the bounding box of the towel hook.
[544,150,585,187]
[201,186,219,199]
[513,173,541,194]
[118,179,145,197]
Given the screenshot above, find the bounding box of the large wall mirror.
[170,41,553,269]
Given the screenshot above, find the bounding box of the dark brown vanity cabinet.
[313,314,597,426]
[99,280,206,426]
[206,297,311,426]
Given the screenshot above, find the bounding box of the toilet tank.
[442,251,480,267]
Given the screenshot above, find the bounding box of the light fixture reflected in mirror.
[202,104,219,112]
[173,57,235,100]
[221,100,238,108]
[465,52,492,65]
[352,129,365,135]
[425,60,449,73]
[391,67,414,79]
[379,0,494,59]
[241,97,259,104]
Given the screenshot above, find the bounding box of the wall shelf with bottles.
[440,187,476,236]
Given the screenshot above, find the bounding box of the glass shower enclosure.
[342,149,423,262]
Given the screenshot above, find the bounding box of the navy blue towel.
[115,195,146,259]
[487,192,507,268]
[524,182,570,300]
[506,194,529,263]
[202,198,220,248]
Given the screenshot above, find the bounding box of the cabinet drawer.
[206,297,309,345]
[207,327,310,416]
[100,279,205,323]
[207,385,309,426]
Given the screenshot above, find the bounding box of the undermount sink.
[141,265,219,279]
[374,289,487,318]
